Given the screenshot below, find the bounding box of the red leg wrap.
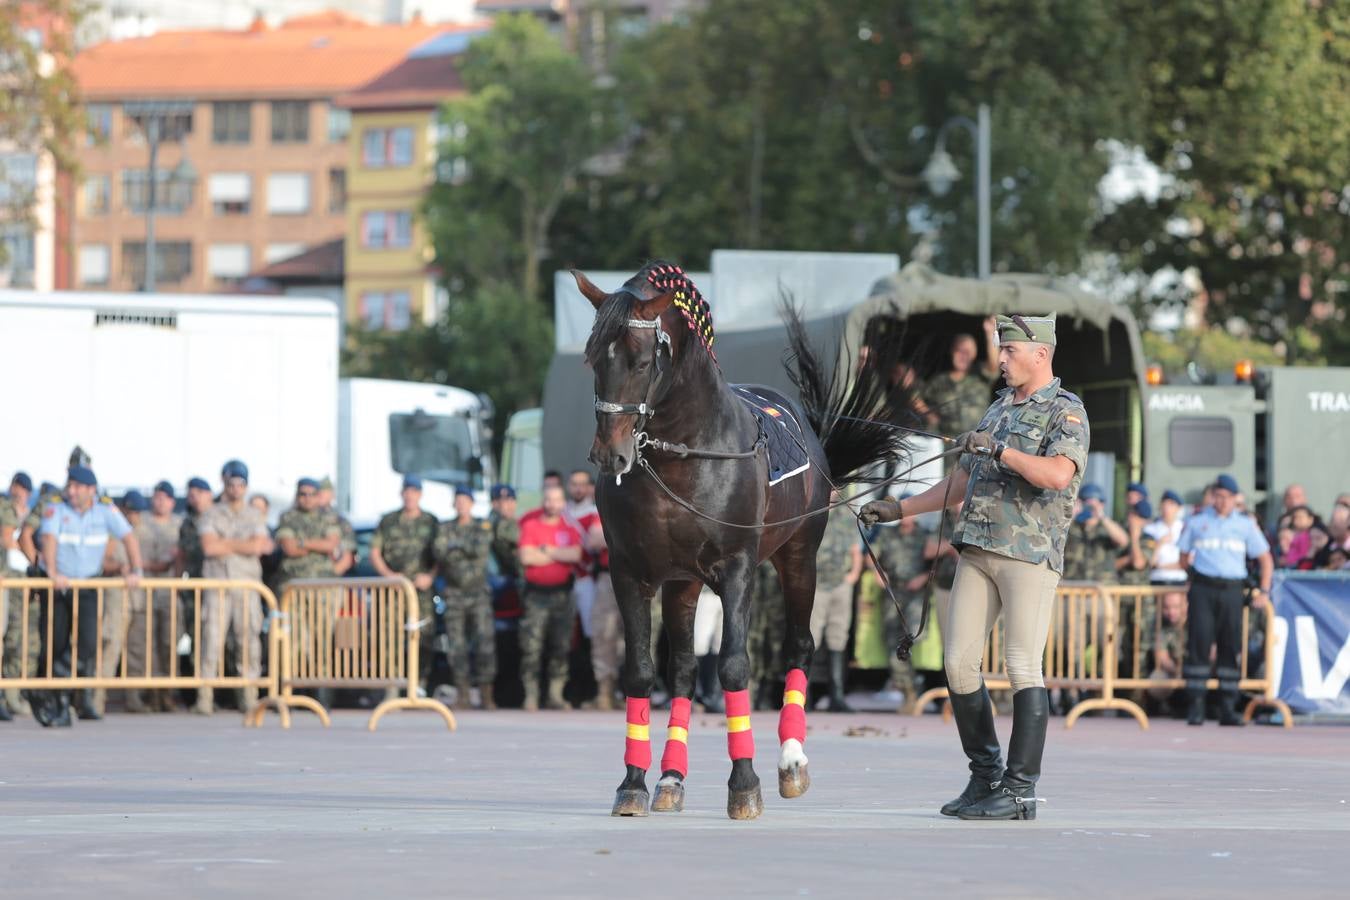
[724,689,754,760]
[624,696,651,769]
[659,697,692,776]
[778,668,808,744]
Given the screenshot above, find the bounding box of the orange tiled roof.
[71,16,487,100]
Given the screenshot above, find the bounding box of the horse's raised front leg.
[612,570,656,817]
[652,580,700,813]
[717,557,763,820]
[773,546,818,799]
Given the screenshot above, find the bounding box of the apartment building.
[66,11,458,294]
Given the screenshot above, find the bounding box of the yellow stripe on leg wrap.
[626,723,650,741]
[725,715,751,733]
[783,690,805,707]
[667,726,688,743]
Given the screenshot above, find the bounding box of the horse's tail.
[782,302,920,486]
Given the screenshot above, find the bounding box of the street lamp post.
[124,101,194,292]
[921,103,991,280]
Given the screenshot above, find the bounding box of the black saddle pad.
[732,386,811,485]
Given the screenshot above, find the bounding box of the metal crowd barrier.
[244,576,455,732]
[910,582,1293,730]
[0,576,282,717]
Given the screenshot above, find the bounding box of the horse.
[572,260,914,820]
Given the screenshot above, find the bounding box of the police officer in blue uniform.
[1177,473,1273,726]
[36,465,145,726]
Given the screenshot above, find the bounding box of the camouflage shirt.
[2,495,22,574]
[275,507,341,582]
[178,508,207,578]
[953,377,1089,574]
[1064,519,1120,583]
[24,491,66,573]
[869,524,928,599]
[489,511,520,579]
[433,517,493,595]
[816,506,859,587]
[1117,531,1158,586]
[371,508,438,576]
[924,370,994,437]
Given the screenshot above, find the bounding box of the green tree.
[1098,0,1350,363]
[0,1,86,266]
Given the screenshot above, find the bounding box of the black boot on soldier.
[940,684,1003,817]
[826,651,854,712]
[1186,689,1206,726]
[1218,691,1246,727]
[960,687,1047,821]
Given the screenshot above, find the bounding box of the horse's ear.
[636,290,676,320]
[571,269,608,309]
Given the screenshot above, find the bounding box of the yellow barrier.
[911,582,1294,730]
[1098,585,1293,729]
[245,576,455,732]
[0,576,286,720]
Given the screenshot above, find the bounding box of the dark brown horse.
[573,261,912,820]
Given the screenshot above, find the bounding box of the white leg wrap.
[778,737,808,771]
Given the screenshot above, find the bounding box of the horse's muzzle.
[590,433,635,478]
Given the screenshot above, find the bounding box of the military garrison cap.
[996,314,1056,346]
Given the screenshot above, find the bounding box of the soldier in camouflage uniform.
[488,484,520,581]
[433,486,496,709]
[1146,589,1187,715]
[15,482,64,718]
[1116,499,1159,675]
[275,478,342,681]
[1063,484,1127,582]
[867,514,931,708]
[863,313,1088,821]
[1,473,39,720]
[922,317,1001,442]
[176,476,214,684]
[370,475,439,691]
[810,499,863,711]
[319,478,356,575]
[747,561,785,710]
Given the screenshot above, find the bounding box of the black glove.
[859,498,901,527]
[957,430,1003,458]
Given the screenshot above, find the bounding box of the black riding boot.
[941,684,1004,817]
[76,689,102,721]
[0,692,12,722]
[960,687,1047,821]
[826,651,853,712]
[697,654,724,713]
[1186,689,1206,726]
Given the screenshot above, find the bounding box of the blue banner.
[1271,572,1350,715]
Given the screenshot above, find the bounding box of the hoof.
[612,788,650,817]
[727,785,764,820]
[778,763,811,799]
[651,779,685,813]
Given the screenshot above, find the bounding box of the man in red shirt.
[517,484,583,711]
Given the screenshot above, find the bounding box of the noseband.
[593,317,671,424]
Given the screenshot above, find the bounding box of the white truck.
[0,290,493,523]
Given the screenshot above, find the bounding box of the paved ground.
[0,706,1345,899]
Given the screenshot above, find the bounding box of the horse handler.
[862,314,1088,821]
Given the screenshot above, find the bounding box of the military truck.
[1144,367,1350,528]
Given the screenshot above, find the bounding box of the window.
[328,167,346,213]
[86,104,113,146]
[361,291,413,331]
[122,240,193,286]
[207,243,251,281]
[1,226,36,288]
[1169,418,1235,467]
[389,408,479,486]
[0,153,37,204]
[265,243,304,264]
[360,210,412,249]
[78,245,110,285]
[271,100,310,143]
[208,173,251,215]
[212,101,252,144]
[266,172,310,214]
[361,127,414,168]
[327,105,351,142]
[122,169,193,214]
[82,175,110,215]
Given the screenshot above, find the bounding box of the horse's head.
[574,266,687,477]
